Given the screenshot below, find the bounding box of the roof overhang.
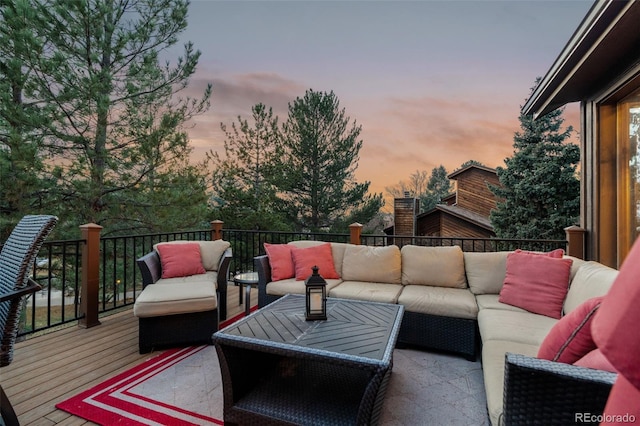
[523,0,640,118]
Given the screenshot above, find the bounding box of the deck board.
[2,283,253,425]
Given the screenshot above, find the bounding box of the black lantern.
[305,265,327,320]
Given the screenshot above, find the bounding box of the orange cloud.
[182,71,579,207]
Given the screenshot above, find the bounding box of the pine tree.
[421,165,452,212]
[11,0,212,236]
[0,0,52,237]
[210,103,289,230]
[490,85,579,240]
[276,89,383,231]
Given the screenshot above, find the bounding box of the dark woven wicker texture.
[138,309,218,354]
[214,295,402,425]
[503,352,616,425]
[397,310,477,360]
[0,215,57,425]
[255,254,478,360]
[0,215,57,367]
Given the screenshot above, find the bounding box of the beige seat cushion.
[133,279,217,318]
[564,261,617,314]
[463,251,510,295]
[152,271,218,288]
[475,294,529,312]
[329,281,403,304]
[478,309,557,346]
[397,285,478,319]
[401,245,467,288]
[482,340,540,426]
[154,240,230,271]
[266,278,342,296]
[288,241,350,277]
[341,245,401,284]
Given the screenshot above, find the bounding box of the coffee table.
[212,294,404,426]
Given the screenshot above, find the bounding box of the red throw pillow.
[537,296,603,363]
[515,248,565,258]
[574,349,618,373]
[264,243,295,281]
[291,243,340,281]
[156,243,205,278]
[499,251,573,319]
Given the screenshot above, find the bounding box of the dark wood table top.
[215,294,404,365]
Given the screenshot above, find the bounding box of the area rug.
[55,311,251,426]
[56,308,491,425]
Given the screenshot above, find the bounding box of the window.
[617,87,640,261]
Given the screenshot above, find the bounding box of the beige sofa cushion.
[329,281,403,304]
[397,285,478,319]
[154,240,230,271]
[478,309,557,346]
[401,245,467,288]
[341,245,401,284]
[266,278,342,296]
[464,251,510,295]
[153,271,219,289]
[482,340,540,426]
[475,294,529,312]
[564,261,617,314]
[133,279,217,317]
[288,241,349,277]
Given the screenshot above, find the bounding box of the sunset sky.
[173,0,592,203]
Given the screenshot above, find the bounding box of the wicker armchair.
[502,352,616,426]
[0,215,58,426]
[135,246,232,353]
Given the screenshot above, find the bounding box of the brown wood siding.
[441,215,495,239]
[394,198,419,235]
[455,169,500,217]
[416,212,442,236]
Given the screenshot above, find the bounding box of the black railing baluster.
[18,228,567,337]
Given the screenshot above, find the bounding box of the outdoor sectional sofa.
[255,240,620,425]
[135,240,232,354]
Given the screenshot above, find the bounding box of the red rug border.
[55,307,256,425]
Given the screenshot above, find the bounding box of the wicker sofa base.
[259,292,478,361]
[138,309,219,354]
[503,353,616,425]
[397,311,478,361]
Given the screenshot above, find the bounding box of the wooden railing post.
[211,220,224,241]
[349,223,363,245]
[79,223,102,328]
[565,225,586,260]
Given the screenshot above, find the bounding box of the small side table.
[234,272,258,316]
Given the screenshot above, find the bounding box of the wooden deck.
[2,284,253,425]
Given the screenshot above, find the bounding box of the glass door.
[618,88,640,260]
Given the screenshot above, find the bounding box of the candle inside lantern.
[311,292,322,311]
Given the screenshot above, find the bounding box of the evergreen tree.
[210,103,290,230]
[0,0,52,238]
[7,0,211,236]
[276,89,383,231]
[490,85,579,240]
[421,165,452,212]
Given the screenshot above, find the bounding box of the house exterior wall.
[581,69,640,268]
[416,212,442,236]
[454,168,500,217]
[416,211,494,239]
